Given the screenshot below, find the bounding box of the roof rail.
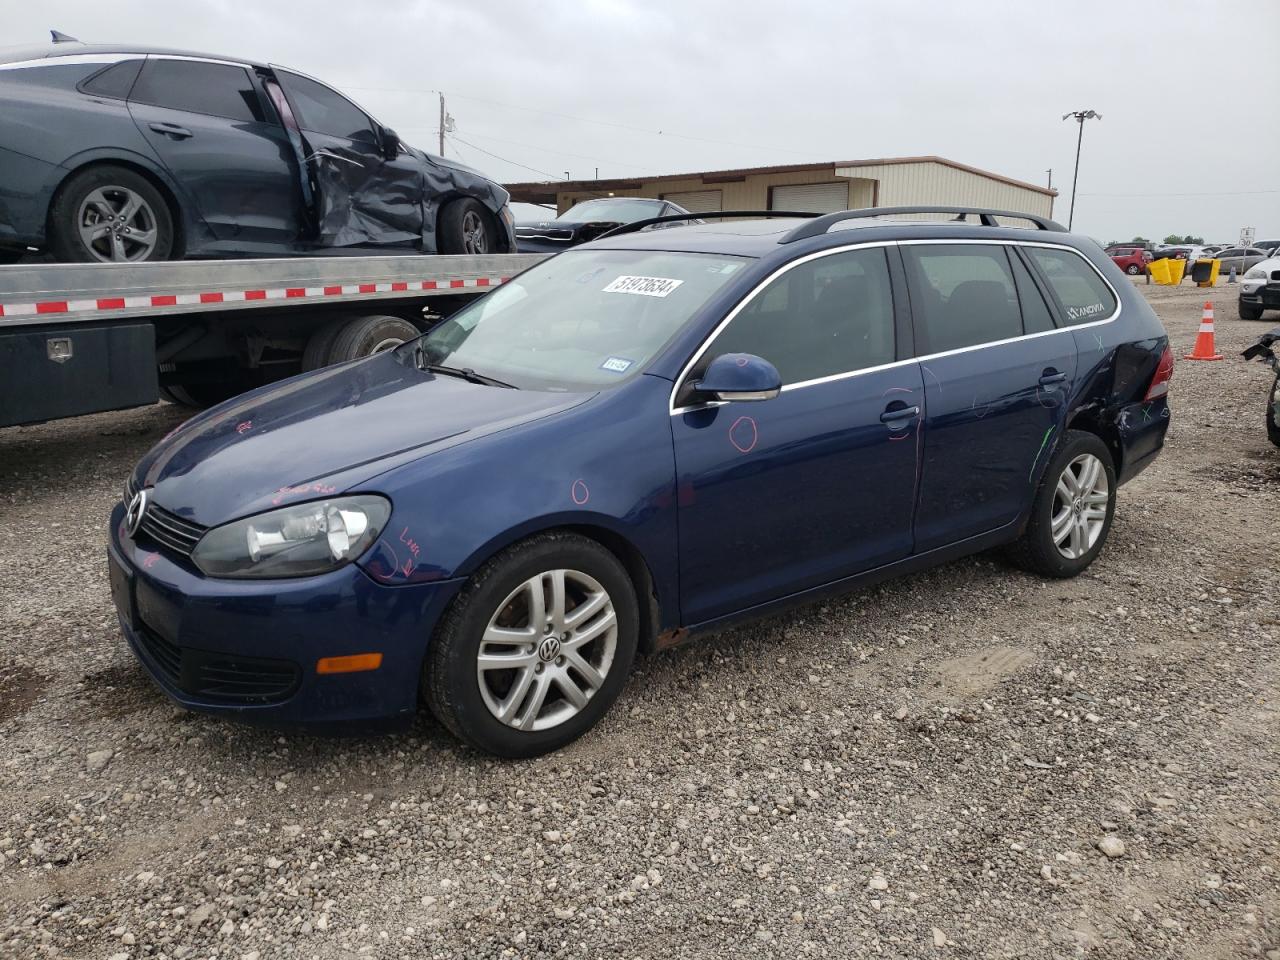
[779,206,1067,244]
[597,210,820,240]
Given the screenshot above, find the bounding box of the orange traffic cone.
[1184,301,1223,361]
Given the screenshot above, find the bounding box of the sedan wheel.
[1050,453,1110,559]
[1005,429,1116,578]
[423,532,638,757]
[461,209,489,255]
[78,186,160,262]
[476,569,618,731]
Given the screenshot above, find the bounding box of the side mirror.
[693,353,781,402]
[380,127,401,160]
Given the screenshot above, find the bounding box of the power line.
[445,133,559,180]
[344,83,817,159]
[1080,189,1280,198]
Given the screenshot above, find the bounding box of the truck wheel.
[301,318,349,371]
[1239,301,1264,321]
[438,198,497,255]
[49,165,175,263]
[1268,374,1280,448]
[423,532,639,757]
[162,380,251,408]
[327,315,420,364]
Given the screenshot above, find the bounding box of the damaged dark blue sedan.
[0,35,514,262]
[108,207,1172,757]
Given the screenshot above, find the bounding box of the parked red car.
[1105,246,1154,276]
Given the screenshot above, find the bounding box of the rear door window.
[1024,247,1118,326]
[902,245,1022,353]
[273,71,375,143]
[707,247,896,385]
[130,59,265,123]
[1009,250,1057,334]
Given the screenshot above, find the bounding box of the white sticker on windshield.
[600,356,634,373]
[602,275,684,298]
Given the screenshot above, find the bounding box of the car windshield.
[555,199,665,224]
[409,249,749,391]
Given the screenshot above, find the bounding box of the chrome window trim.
[670,237,1121,415]
[0,53,139,71]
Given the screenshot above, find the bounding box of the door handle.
[148,122,192,139]
[880,404,920,423]
[1038,371,1068,386]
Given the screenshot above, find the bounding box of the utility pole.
[1061,110,1101,231]
[438,94,445,156]
[1046,168,1053,191]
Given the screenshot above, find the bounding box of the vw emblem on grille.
[125,488,149,539]
[537,636,562,662]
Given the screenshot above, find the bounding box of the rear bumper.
[0,146,60,249]
[1116,396,1170,485]
[107,502,465,730]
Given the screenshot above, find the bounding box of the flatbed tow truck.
[0,253,546,427]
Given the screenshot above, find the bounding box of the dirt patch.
[932,644,1035,698]
[0,661,48,722]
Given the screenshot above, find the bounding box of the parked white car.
[1239,253,1280,320]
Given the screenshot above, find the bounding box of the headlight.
[1244,266,1266,280]
[191,495,391,579]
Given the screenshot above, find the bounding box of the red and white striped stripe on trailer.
[0,276,511,320]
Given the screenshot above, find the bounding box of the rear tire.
[326,315,420,364]
[1126,264,1141,275]
[49,164,175,263]
[1267,374,1280,448]
[423,532,639,758]
[1239,301,1264,321]
[161,378,251,409]
[301,318,349,371]
[438,198,497,255]
[1005,430,1117,578]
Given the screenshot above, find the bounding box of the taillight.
[1144,345,1174,400]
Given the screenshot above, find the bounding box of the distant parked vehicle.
[515,198,693,253]
[0,35,515,262]
[1215,247,1271,275]
[1105,245,1153,275]
[1239,251,1280,320]
[1241,327,1280,446]
[1255,239,1280,256]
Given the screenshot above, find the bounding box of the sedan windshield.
[411,250,749,391]
[556,199,665,224]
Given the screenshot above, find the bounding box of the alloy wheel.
[77,186,160,262]
[476,569,618,732]
[1051,453,1109,559]
[461,209,488,254]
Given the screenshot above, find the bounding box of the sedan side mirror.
[380,127,401,160]
[693,353,782,402]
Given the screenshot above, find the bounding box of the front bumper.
[107,503,464,730]
[1240,281,1280,309]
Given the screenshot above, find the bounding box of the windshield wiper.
[413,344,515,388]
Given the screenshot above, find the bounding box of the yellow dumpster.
[1192,258,1220,287]
[1148,258,1185,284]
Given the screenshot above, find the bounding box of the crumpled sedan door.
[268,68,424,249]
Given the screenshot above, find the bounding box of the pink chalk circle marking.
[729,415,758,453]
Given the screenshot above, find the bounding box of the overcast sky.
[12,0,1280,243]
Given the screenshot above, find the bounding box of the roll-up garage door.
[770,182,851,213]
[661,190,723,213]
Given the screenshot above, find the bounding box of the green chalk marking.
[1030,425,1054,481]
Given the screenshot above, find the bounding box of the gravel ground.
[1,282,1278,960]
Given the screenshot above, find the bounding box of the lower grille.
[135,625,300,705]
[136,625,182,687]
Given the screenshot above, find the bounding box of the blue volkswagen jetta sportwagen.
[108,207,1173,756]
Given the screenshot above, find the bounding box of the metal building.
[506,156,1056,219]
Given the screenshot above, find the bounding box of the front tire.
[1006,430,1117,578]
[48,165,175,263]
[438,198,497,255]
[423,532,639,757]
[1239,301,1264,321]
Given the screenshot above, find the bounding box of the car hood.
[139,352,590,528]
[515,219,624,244]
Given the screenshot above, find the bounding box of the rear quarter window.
[79,59,143,100]
[1025,247,1118,326]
